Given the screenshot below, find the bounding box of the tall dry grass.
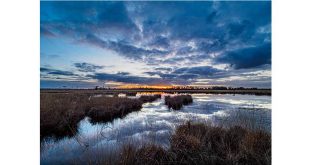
[118,109,271,165]
[87,96,143,124]
[164,95,193,110]
[41,93,144,140]
[119,122,271,165]
[40,93,89,140]
[41,92,271,165]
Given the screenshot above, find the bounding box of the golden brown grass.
[119,122,271,165]
[41,91,271,165]
[87,96,143,124]
[164,95,193,110]
[40,93,89,140]
[40,93,143,140]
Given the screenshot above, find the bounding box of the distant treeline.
[42,86,270,90]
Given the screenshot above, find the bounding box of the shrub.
[164,95,193,110]
[87,97,143,123]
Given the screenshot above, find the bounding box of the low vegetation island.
[40,93,163,140]
[165,95,193,110]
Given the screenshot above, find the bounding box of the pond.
[41,93,271,164]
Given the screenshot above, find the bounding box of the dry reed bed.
[87,97,143,124]
[41,93,270,165]
[40,93,145,140]
[164,95,193,110]
[40,93,89,140]
[119,122,271,165]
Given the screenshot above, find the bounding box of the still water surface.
[41,93,271,164]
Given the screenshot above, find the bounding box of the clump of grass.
[86,97,143,124]
[119,122,271,165]
[41,93,144,140]
[139,94,161,103]
[170,123,270,164]
[40,93,90,140]
[119,144,172,165]
[164,95,193,110]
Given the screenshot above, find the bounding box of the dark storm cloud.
[134,1,271,64]
[143,72,158,76]
[144,65,271,88]
[40,67,76,76]
[173,66,222,76]
[82,34,169,60]
[136,1,270,40]
[148,36,170,49]
[165,66,223,80]
[216,43,271,69]
[227,20,255,40]
[91,67,224,85]
[117,72,130,76]
[73,62,104,72]
[145,66,223,81]
[149,54,211,66]
[41,1,271,66]
[41,1,170,60]
[41,1,138,37]
[154,67,173,72]
[176,46,194,55]
[41,1,271,87]
[89,72,166,84]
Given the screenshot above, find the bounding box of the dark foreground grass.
[40,93,144,140]
[164,95,193,110]
[40,93,90,140]
[119,122,271,165]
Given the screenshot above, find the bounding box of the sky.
[40,1,271,89]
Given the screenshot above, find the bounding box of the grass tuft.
[41,93,143,140]
[119,122,271,165]
[87,96,143,124]
[164,95,193,110]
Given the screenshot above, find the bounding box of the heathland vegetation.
[92,108,271,165]
[41,93,164,140]
[40,93,89,140]
[81,107,271,165]
[165,95,193,110]
[41,90,271,165]
[119,123,271,165]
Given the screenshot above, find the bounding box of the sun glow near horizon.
[117,84,174,89]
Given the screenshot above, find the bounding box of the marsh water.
[41,93,271,164]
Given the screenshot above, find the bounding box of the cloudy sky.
[40,1,271,88]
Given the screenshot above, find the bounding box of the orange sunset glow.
[117,84,174,89]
